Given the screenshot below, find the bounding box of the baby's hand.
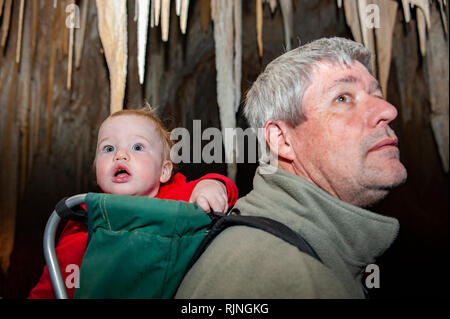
[189,179,228,213]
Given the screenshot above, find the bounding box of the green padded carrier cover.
[74,193,211,299]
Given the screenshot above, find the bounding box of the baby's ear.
[160,160,173,183]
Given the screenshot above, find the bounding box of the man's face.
[95,114,169,197]
[287,61,407,207]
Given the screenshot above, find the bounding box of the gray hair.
[244,37,372,129]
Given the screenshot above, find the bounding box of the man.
[175,37,407,298]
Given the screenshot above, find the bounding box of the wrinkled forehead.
[311,59,370,78]
[308,60,378,93]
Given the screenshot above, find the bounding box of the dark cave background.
[0,0,448,298]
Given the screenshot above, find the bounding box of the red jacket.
[28,173,238,299]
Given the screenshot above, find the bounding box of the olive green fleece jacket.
[175,164,400,299]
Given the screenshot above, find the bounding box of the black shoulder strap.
[186,210,322,272]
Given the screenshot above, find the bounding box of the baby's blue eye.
[132,143,144,151]
[103,145,115,152]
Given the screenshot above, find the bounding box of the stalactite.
[176,0,181,16]
[134,0,138,21]
[75,0,89,69]
[96,0,128,114]
[155,0,161,26]
[413,0,431,56]
[357,0,377,76]
[374,0,398,96]
[401,0,411,22]
[256,0,263,57]
[417,5,427,56]
[438,0,448,37]
[67,0,75,90]
[150,0,155,28]
[343,0,362,44]
[161,0,170,41]
[1,0,13,49]
[279,0,293,51]
[411,0,431,29]
[180,0,189,35]
[269,0,277,13]
[401,0,431,56]
[0,0,5,18]
[67,24,74,89]
[213,0,239,181]
[15,0,25,64]
[343,0,378,74]
[138,0,150,84]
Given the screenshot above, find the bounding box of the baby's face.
[95,114,171,197]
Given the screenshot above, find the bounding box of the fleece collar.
[234,164,399,297]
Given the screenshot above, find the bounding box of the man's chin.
[387,163,407,189]
[368,160,407,188]
[359,165,407,208]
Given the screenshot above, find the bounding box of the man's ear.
[264,120,295,162]
[160,160,174,183]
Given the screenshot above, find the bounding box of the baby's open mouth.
[114,168,130,177]
[113,166,131,183]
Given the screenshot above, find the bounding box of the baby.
[29,106,238,299]
[95,107,237,212]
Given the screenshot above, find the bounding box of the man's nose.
[114,148,129,161]
[367,96,398,128]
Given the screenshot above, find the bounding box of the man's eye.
[103,145,115,152]
[373,93,385,100]
[132,143,144,151]
[336,94,351,103]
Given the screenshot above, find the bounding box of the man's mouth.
[368,137,398,152]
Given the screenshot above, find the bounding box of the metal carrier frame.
[43,194,87,299]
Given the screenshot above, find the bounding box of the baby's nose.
[114,149,129,161]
